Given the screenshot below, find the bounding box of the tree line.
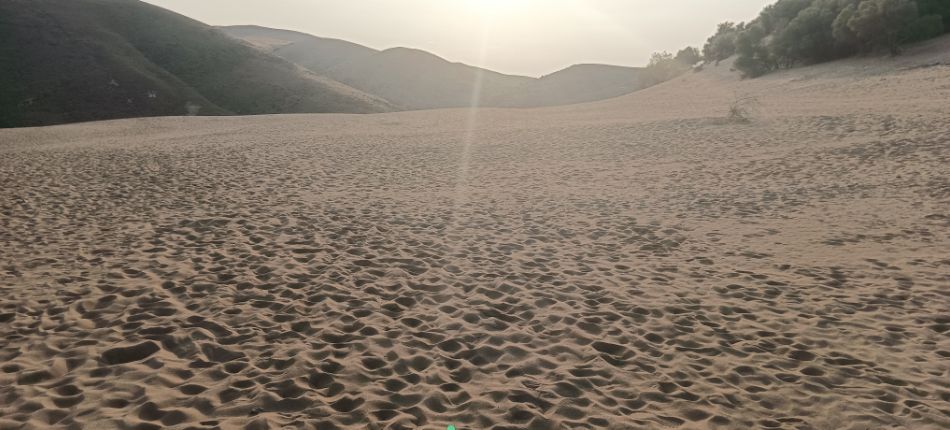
[642,0,948,83]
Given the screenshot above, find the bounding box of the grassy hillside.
[221,26,645,110]
[0,0,392,128]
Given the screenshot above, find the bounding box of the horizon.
[142,0,771,77]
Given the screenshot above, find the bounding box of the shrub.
[703,22,740,64]
[847,0,919,54]
[642,51,691,86]
[704,0,947,79]
[675,46,702,65]
[734,23,777,77]
[726,93,760,123]
[833,3,861,50]
[774,0,844,64]
[916,0,950,29]
[902,14,945,42]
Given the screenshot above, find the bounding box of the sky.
[143,0,771,77]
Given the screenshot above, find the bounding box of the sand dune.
[1,37,949,429]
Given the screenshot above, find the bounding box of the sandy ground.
[1,37,949,430]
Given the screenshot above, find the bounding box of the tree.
[649,51,675,66]
[734,23,777,77]
[833,3,861,50]
[847,0,919,54]
[703,22,740,64]
[915,0,950,30]
[696,0,947,79]
[759,0,815,33]
[771,0,845,64]
[900,0,948,43]
[675,46,702,65]
[642,51,690,86]
[902,14,945,42]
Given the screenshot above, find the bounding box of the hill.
[325,47,535,109]
[221,26,645,109]
[221,25,379,74]
[505,63,645,107]
[0,0,392,128]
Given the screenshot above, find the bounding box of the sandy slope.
[1,37,949,430]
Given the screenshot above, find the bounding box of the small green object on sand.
[447,426,456,430]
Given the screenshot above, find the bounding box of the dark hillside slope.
[0,0,391,128]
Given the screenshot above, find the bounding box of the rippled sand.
[1,38,949,430]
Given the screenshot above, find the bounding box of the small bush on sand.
[726,93,760,123]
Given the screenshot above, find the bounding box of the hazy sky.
[143,0,771,77]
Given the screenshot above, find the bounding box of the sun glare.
[463,0,526,16]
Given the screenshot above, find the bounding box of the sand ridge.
[1,41,949,430]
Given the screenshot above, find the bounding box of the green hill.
[0,0,392,128]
